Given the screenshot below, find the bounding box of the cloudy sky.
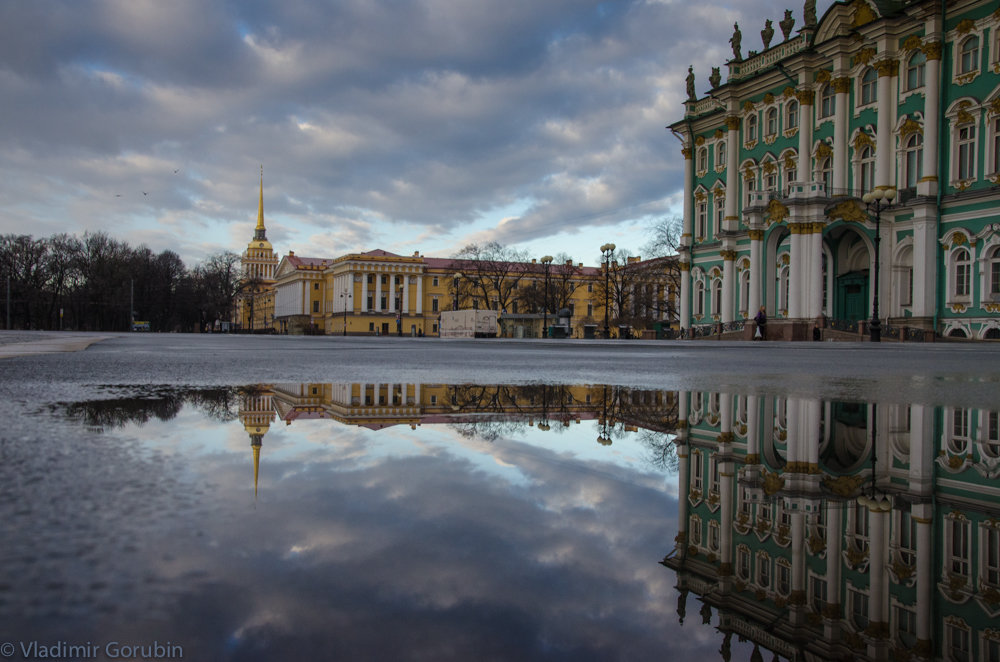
[0,0,834,268]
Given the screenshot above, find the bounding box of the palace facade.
[671,0,1000,340]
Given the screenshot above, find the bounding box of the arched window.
[694,279,705,316]
[717,140,727,167]
[860,67,877,106]
[747,115,758,142]
[739,269,750,315]
[958,125,976,180]
[960,36,979,74]
[714,195,725,235]
[697,200,708,239]
[859,146,875,192]
[817,156,832,191]
[992,116,1000,174]
[698,147,708,172]
[953,248,971,299]
[711,278,722,316]
[766,108,778,137]
[906,51,926,90]
[786,99,799,130]
[904,133,923,188]
[820,84,835,118]
[988,246,1000,299]
[778,264,790,312]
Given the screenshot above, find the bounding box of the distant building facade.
[671,0,1000,340]
[237,180,677,338]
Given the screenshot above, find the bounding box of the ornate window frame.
[851,128,877,194]
[977,231,1000,304]
[896,114,924,190]
[818,83,835,122]
[949,16,985,86]
[903,49,926,95]
[779,148,798,187]
[946,98,981,190]
[985,92,1000,183]
[858,66,878,109]
[784,97,799,137]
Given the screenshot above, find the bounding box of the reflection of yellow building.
[238,386,275,499]
[237,181,677,337]
[665,391,1000,662]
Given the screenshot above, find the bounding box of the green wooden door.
[836,271,869,322]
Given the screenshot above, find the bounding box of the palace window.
[786,99,798,130]
[948,515,971,578]
[817,156,832,191]
[850,587,870,630]
[777,561,791,596]
[766,108,778,137]
[738,547,751,580]
[711,278,722,316]
[859,146,876,193]
[950,407,971,454]
[778,264,790,312]
[983,524,1000,586]
[896,509,917,566]
[717,140,727,167]
[690,516,702,546]
[810,575,827,614]
[757,553,771,588]
[952,247,972,300]
[697,201,708,238]
[698,147,708,172]
[746,114,758,143]
[947,620,971,662]
[960,36,980,75]
[432,276,439,286]
[820,84,835,119]
[715,196,725,233]
[708,521,720,553]
[694,278,705,316]
[745,176,757,207]
[958,125,976,180]
[991,116,1000,175]
[691,449,703,491]
[860,67,877,106]
[895,605,918,649]
[906,51,926,90]
[739,270,750,316]
[904,133,923,188]
[431,298,439,312]
[985,411,1000,457]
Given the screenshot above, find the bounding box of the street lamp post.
[540,255,553,338]
[861,187,896,342]
[340,288,350,336]
[600,243,616,338]
[397,286,403,336]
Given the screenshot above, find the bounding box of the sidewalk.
[0,331,110,359]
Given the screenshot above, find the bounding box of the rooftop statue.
[730,22,742,61]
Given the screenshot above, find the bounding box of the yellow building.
[238,177,678,337]
[236,169,279,332]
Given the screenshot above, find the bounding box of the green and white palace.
[670,0,1000,340]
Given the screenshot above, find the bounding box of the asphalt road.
[1,330,998,408]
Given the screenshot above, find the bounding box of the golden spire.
[254,165,266,236]
[251,434,262,502]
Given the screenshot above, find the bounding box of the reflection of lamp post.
[600,243,616,338]
[340,288,350,336]
[861,187,896,342]
[597,384,612,445]
[540,255,553,338]
[857,402,892,512]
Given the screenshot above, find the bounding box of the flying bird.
[142,191,148,196]
[173,169,179,174]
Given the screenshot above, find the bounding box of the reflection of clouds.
[7,401,697,660]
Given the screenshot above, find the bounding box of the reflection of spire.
[749,644,763,662]
[719,632,731,662]
[676,587,688,625]
[251,433,263,501]
[254,165,266,241]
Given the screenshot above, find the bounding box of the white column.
[748,231,763,315]
[746,395,760,464]
[919,42,941,197]
[721,252,735,324]
[833,77,849,192]
[361,271,369,312]
[725,117,739,232]
[809,225,824,319]
[680,144,694,332]
[402,275,410,314]
[789,227,803,318]
[875,58,897,190]
[797,91,814,183]
[416,274,423,314]
[913,504,933,652]
[375,272,382,312]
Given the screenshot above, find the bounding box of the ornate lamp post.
[340,288,351,336]
[600,243,616,338]
[861,187,896,342]
[540,255,553,338]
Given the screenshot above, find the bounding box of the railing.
[729,35,810,81]
[827,318,860,334]
[723,320,746,333]
[748,185,918,207]
[692,323,717,338]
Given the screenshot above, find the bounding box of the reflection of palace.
[664,391,1000,661]
[238,384,677,494]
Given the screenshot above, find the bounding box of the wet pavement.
[0,332,999,661]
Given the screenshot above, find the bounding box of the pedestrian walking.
[754,306,767,341]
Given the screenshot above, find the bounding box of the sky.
[0,0,835,269]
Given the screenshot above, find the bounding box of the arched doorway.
[825,225,873,323]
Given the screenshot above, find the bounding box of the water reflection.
[665,391,1000,662]
[26,385,1000,661]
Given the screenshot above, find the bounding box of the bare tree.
[450,242,531,312]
